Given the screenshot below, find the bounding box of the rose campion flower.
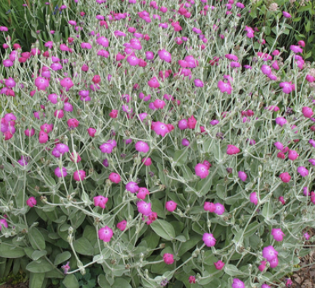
[302,106,313,118]
[279,172,291,183]
[218,80,232,94]
[142,157,152,166]
[163,253,174,265]
[117,220,127,231]
[195,163,209,179]
[135,141,150,153]
[137,187,150,199]
[73,170,86,181]
[137,201,152,216]
[271,228,285,242]
[188,276,196,284]
[126,182,139,193]
[274,142,283,150]
[262,285,271,288]
[204,202,216,212]
[238,171,247,182]
[98,226,113,242]
[109,173,121,183]
[232,278,245,288]
[258,260,266,272]
[262,245,278,261]
[297,166,309,177]
[288,150,299,160]
[269,257,279,268]
[275,117,287,127]
[202,233,216,247]
[227,145,240,155]
[26,197,37,208]
[304,232,310,240]
[94,196,108,209]
[214,260,225,270]
[279,82,294,94]
[214,203,225,215]
[54,167,67,178]
[165,201,177,212]
[250,192,258,205]
[0,219,8,230]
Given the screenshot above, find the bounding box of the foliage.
[248,0,315,61]
[0,0,314,288]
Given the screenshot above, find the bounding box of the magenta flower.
[275,117,287,127]
[202,233,216,247]
[126,182,139,193]
[274,142,284,150]
[35,77,49,91]
[218,81,232,94]
[109,173,121,183]
[26,197,37,208]
[195,163,209,179]
[148,77,160,88]
[204,202,216,212]
[73,170,86,181]
[258,261,266,272]
[262,245,278,261]
[54,167,67,178]
[100,143,113,154]
[250,192,258,205]
[60,77,74,90]
[165,201,177,212]
[0,219,8,230]
[302,106,313,118]
[98,226,113,242]
[137,187,150,199]
[93,196,108,209]
[279,172,291,183]
[232,279,245,288]
[288,150,299,160]
[214,260,225,270]
[282,11,291,18]
[271,228,285,242]
[279,82,294,94]
[61,262,70,274]
[158,49,172,62]
[117,220,127,231]
[290,45,303,53]
[152,122,169,137]
[304,232,310,240]
[269,257,279,268]
[214,203,225,215]
[135,141,150,153]
[137,201,152,216]
[163,253,174,265]
[238,171,247,182]
[194,79,204,87]
[297,166,309,177]
[227,145,240,155]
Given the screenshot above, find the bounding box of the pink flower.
[126,182,139,193]
[214,260,225,270]
[232,279,245,288]
[227,145,240,155]
[283,11,291,18]
[26,197,37,208]
[126,54,139,66]
[202,233,216,247]
[100,143,113,154]
[148,77,160,88]
[195,163,209,179]
[262,245,278,261]
[109,173,121,183]
[61,262,70,274]
[35,77,49,91]
[279,172,291,183]
[275,117,287,127]
[250,192,258,205]
[214,203,225,215]
[153,99,166,109]
[98,226,113,242]
[87,128,96,137]
[218,81,232,94]
[38,131,48,143]
[165,201,177,212]
[274,142,284,150]
[67,118,79,128]
[302,106,313,118]
[54,167,67,178]
[279,82,294,94]
[288,150,299,160]
[142,157,152,166]
[187,115,197,129]
[137,187,150,199]
[304,232,310,240]
[0,219,8,230]
[151,121,169,137]
[238,171,247,182]
[297,166,309,177]
[135,141,150,153]
[188,276,196,284]
[60,77,74,90]
[271,228,285,242]
[269,257,279,268]
[204,202,216,212]
[94,196,108,209]
[158,49,172,63]
[73,170,86,181]
[137,201,152,216]
[258,260,266,272]
[117,220,127,231]
[163,253,174,265]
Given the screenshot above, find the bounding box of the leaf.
[262,201,273,219]
[150,219,175,241]
[0,243,25,258]
[177,235,201,256]
[29,227,46,250]
[216,184,226,200]
[63,274,79,288]
[26,259,54,273]
[112,278,132,288]
[173,148,188,166]
[151,198,166,219]
[224,264,243,276]
[31,250,47,261]
[181,165,194,181]
[73,237,94,256]
[54,251,71,266]
[29,273,45,288]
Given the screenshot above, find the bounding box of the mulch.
[1,229,315,288]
